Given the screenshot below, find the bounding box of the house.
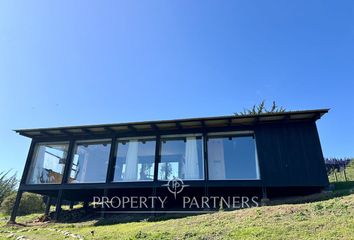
[9,109,329,222]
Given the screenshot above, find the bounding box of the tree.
[0,170,18,205]
[235,100,286,116]
[159,163,173,180]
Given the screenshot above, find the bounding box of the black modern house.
[9,109,329,222]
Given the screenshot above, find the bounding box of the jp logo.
[162,177,189,199]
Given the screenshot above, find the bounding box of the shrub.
[1,192,45,215]
[0,171,18,205]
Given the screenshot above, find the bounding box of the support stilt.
[100,189,108,219]
[261,187,270,206]
[44,196,52,217]
[83,200,89,214]
[8,191,23,224]
[53,190,63,221]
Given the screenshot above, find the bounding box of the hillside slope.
[1,191,354,240]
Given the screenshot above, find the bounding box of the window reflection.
[113,138,156,182]
[26,132,261,184]
[26,143,69,184]
[68,140,111,183]
[208,135,259,180]
[158,135,204,180]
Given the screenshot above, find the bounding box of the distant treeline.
[325,158,353,182]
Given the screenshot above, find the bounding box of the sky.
[0,1,353,177]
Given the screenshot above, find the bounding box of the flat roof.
[15,109,329,138]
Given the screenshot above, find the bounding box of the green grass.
[1,169,353,240]
[1,187,354,240]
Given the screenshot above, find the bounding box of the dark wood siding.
[255,121,329,187]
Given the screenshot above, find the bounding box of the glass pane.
[26,143,69,184]
[208,135,259,180]
[113,138,156,182]
[158,136,204,180]
[68,141,111,183]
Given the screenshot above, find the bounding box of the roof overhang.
[14,109,329,139]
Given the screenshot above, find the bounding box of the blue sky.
[0,1,353,177]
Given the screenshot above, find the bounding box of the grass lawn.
[1,182,354,240]
[1,163,353,240]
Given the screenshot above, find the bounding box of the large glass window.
[113,137,156,182]
[26,143,69,184]
[158,135,204,181]
[208,134,259,180]
[68,140,111,183]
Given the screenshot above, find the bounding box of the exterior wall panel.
[255,121,329,187]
